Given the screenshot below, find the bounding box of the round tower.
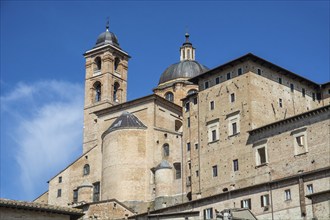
[154,160,173,198]
[101,111,148,202]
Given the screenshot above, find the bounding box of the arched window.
[95,57,101,71]
[163,144,169,157]
[114,57,120,71]
[187,89,197,95]
[165,92,174,102]
[83,164,90,176]
[94,81,101,102]
[113,82,120,102]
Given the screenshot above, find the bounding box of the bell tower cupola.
[82,21,131,152]
[180,33,195,61]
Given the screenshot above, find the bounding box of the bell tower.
[82,22,130,152]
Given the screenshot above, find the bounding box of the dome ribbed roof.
[158,60,209,85]
[94,22,120,48]
[102,111,147,138]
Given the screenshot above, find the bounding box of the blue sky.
[1,1,329,201]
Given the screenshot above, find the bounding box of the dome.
[158,60,209,85]
[94,22,120,48]
[155,160,172,170]
[102,111,147,138]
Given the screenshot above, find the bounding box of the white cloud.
[1,80,84,200]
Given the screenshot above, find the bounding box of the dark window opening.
[187,142,191,151]
[279,98,283,108]
[93,182,100,202]
[231,93,235,102]
[290,83,294,92]
[165,92,174,102]
[232,122,237,135]
[258,148,267,165]
[58,176,62,183]
[83,164,90,176]
[312,93,316,101]
[215,77,220,84]
[238,68,242,76]
[212,130,217,141]
[174,163,181,179]
[94,57,101,71]
[212,165,218,177]
[113,82,120,102]
[185,102,190,112]
[195,143,199,149]
[114,57,120,71]
[261,194,270,207]
[233,159,239,171]
[210,101,214,110]
[203,208,213,220]
[227,72,231,80]
[279,77,282,84]
[302,88,306,97]
[73,189,78,203]
[188,89,197,95]
[94,81,101,102]
[241,199,251,209]
[204,81,209,89]
[57,189,62,198]
[193,97,198,105]
[187,117,190,127]
[257,68,261,75]
[163,144,170,157]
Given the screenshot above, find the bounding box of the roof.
[189,53,325,87]
[102,111,147,138]
[248,104,330,135]
[0,199,83,218]
[94,22,120,48]
[155,160,172,170]
[158,60,209,85]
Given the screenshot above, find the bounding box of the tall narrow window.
[185,102,190,112]
[278,77,282,84]
[212,130,217,142]
[94,81,101,102]
[232,122,237,135]
[285,189,291,201]
[58,176,62,183]
[227,72,231,80]
[113,82,120,102]
[307,184,313,194]
[256,146,267,166]
[241,199,251,209]
[233,159,239,171]
[187,117,190,127]
[203,208,213,220]
[302,88,306,97]
[290,83,294,92]
[165,92,174,102]
[174,163,181,179]
[163,144,169,157]
[188,161,191,169]
[312,93,316,101]
[187,142,191,151]
[114,57,120,71]
[83,164,90,176]
[238,68,242,76]
[57,189,62,198]
[257,68,261,75]
[73,189,78,203]
[195,143,199,149]
[187,49,191,59]
[261,194,270,207]
[187,176,191,186]
[210,101,214,110]
[212,165,218,177]
[94,57,101,71]
[193,97,198,104]
[204,81,209,89]
[215,77,220,84]
[93,182,100,202]
[230,93,235,103]
[279,98,283,108]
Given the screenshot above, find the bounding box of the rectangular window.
[193,97,198,104]
[174,163,181,179]
[188,161,191,170]
[187,117,190,127]
[317,92,321,100]
[187,176,191,186]
[204,81,209,89]
[195,143,199,150]
[290,83,294,92]
[307,184,313,194]
[285,189,291,201]
[312,93,316,101]
[230,93,235,103]
[233,159,239,171]
[215,77,220,84]
[212,165,218,177]
[196,170,199,177]
[203,208,213,220]
[261,194,270,207]
[296,135,304,147]
[257,68,261,75]
[163,144,169,157]
[210,101,214,110]
[227,72,231,80]
[279,77,282,84]
[302,88,306,97]
[241,199,251,209]
[58,176,62,183]
[279,98,283,108]
[238,68,242,76]
[187,142,191,151]
[57,189,62,198]
[232,122,237,135]
[185,102,190,112]
[212,130,217,142]
[73,189,78,203]
[257,147,267,165]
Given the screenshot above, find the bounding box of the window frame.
[241,198,251,209]
[83,164,90,176]
[163,144,170,157]
[212,165,218,177]
[233,159,239,171]
[284,189,291,201]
